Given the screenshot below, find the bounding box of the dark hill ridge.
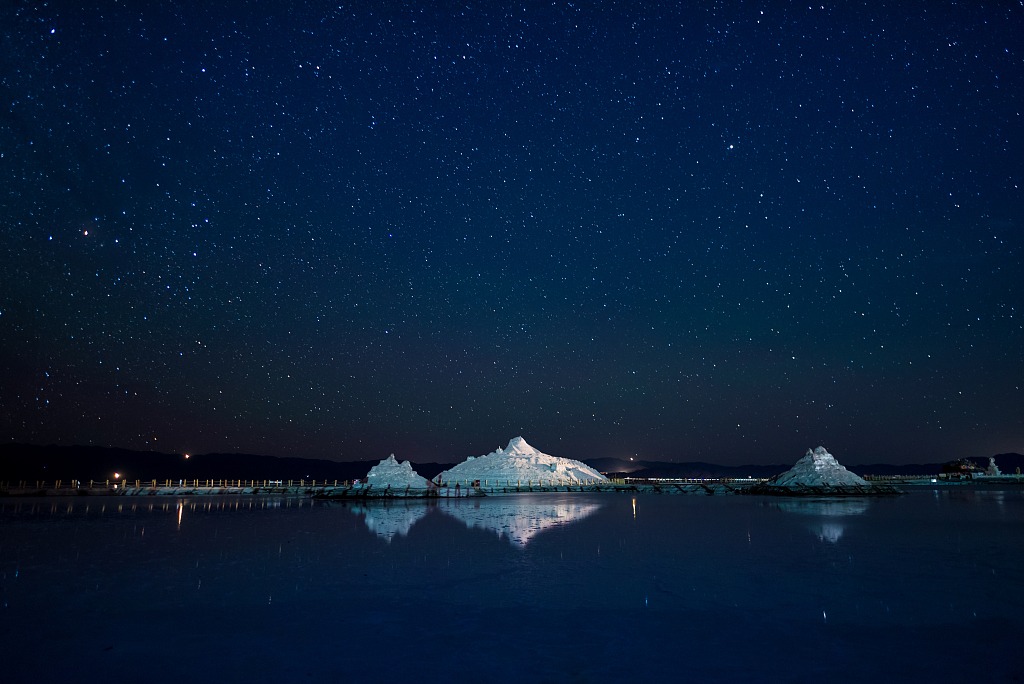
[0,443,453,482]
[585,458,790,479]
[574,454,1024,480]
[2,443,1021,484]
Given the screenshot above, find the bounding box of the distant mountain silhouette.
[0,443,453,482]
[587,454,1024,479]
[586,457,790,479]
[2,443,1021,484]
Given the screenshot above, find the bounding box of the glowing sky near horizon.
[1,2,1021,465]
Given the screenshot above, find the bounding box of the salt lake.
[1,488,1021,683]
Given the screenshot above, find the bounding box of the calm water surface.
[1,489,1022,683]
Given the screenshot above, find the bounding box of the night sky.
[2,2,1022,466]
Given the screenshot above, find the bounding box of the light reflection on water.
[774,498,871,543]
[347,497,604,547]
[351,502,431,543]
[1,489,1022,684]
[437,497,602,547]
[0,496,314,518]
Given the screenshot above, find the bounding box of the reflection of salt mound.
[776,499,870,517]
[353,502,430,542]
[815,523,846,544]
[366,454,433,489]
[771,447,869,487]
[776,498,870,545]
[439,437,607,485]
[440,498,602,547]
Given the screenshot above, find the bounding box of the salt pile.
[439,436,607,485]
[365,454,433,489]
[771,446,869,487]
[750,446,902,497]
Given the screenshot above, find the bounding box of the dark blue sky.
[2,1,1021,465]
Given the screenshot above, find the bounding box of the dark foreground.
[2,488,1022,683]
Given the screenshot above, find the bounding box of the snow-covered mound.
[439,437,607,485]
[770,447,869,487]
[365,454,433,489]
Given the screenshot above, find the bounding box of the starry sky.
[2,1,1022,466]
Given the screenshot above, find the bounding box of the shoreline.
[3,474,1021,498]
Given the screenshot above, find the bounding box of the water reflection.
[775,499,871,517]
[1,491,1020,682]
[0,496,314,521]
[437,497,603,547]
[774,499,871,544]
[350,502,431,542]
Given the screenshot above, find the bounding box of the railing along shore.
[1,477,754,497]
[2,478,339,493]
[863,474,1024,482]
[2,474,1021,497]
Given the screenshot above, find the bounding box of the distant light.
[184,453,191,459]
[113,472,120,479]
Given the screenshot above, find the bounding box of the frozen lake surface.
[2,488,1022,683]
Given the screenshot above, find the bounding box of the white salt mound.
[770,447,868,487]
[439,436,607,484]
[365,454,433,488]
